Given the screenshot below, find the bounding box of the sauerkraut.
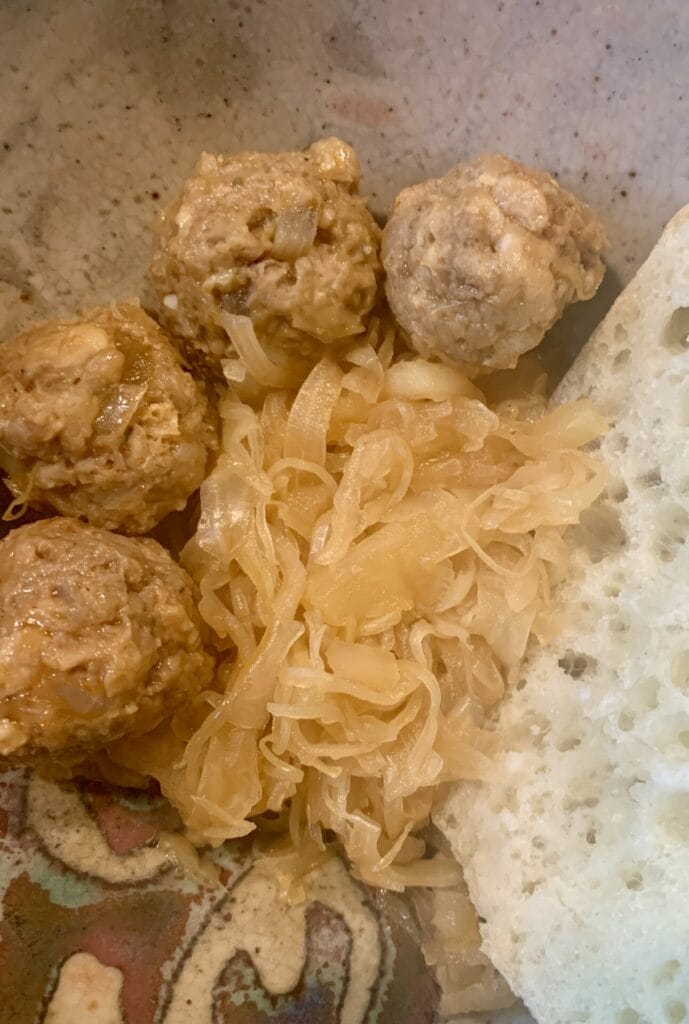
[413,885,515,1016]
[108,315,606,897]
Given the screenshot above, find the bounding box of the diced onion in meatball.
[382,153,607,375]
[149,137,381,376]
[0,518,214,763]
[0,301,215,534]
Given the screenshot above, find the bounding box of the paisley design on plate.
[43,952,124,1024]
[27,775,170,883]
[161,857,381,1024]
[0,770,436,1024]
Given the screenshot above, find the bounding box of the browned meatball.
[0,518,214,762]
[149,137,381,375]
[0,301,215,534]
[382,154,607,375]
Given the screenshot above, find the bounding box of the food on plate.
[412,885,514,1015]
[0,301,214,533]
[436,208,689,1022]
[149,137,381,377]
[0,517,213,762]
[0,140,618,1019]
[382,153,607,375]
[105,327,605,896]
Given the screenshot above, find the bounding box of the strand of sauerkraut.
[107,317,606,898]
[412,884,515,1016]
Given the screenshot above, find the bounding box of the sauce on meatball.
[0,301,215,533]
[149,137,381,376]
[0,518,214,762]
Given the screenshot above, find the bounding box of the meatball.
[0,301,215,534]
[382,153,607,374]
[0,518,214,762]
[149,137,381,375]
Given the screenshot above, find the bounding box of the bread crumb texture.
[436,206,689,1024]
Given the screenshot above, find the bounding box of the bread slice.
[436,206,689,1024]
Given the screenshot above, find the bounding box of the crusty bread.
[436,206,689,1024]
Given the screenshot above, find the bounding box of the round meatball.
[0,518,214,762]
[149,137,381,374]
[0,301,215,533]
[382,153,607,374]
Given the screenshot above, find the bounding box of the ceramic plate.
[1,1,688,1020]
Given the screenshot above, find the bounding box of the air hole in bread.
[678,729,689,749]
[632,677,659,710]
[529,789,554,815]
[609,481,629,503]
[569,502,627,563]
[612,347,631,370]
[609,431,629,454]
[614,322,628,343]
[601,570,625,599]
[624,870,643,890]
[670,650,689,691]
[610,615,630,635]
[557,650,598,679]
[489,786,518,815]
[640,467,663,487]
[556,735,581,752]
[616,1010,640,1024]
[585,827,597,845]
[618,710,635,732]
[654,503,689,562]
[655,960,680,986]
[662,306,689,352]
[563,795,598,812]
[665,1001,687,1023]
[658,793,689,841]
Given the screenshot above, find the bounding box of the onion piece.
[383,358,482,402]
[214,311,305,388]
[283,358,343,466]
[94,383,148,437]
[272,206,318,260]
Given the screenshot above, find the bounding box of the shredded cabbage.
[413,885,515,1015]
[107,323,606,896]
